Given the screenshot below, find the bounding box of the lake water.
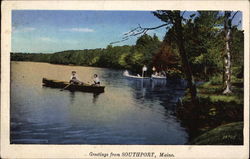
[10,61,188,144]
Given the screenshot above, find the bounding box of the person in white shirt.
[93,74,100,86]
[69,71,82,84]
[123,70,129,76]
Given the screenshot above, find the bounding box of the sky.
[11,10,242,53]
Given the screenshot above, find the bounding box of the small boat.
[151,74,167,80]
[123,70,150,79]
[42,78,105,93]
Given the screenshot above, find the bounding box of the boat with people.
[123,66,167,80]
[42,78,105,93]
[151,74,167,80]
[123,70,150,79]
[151,66,167,80]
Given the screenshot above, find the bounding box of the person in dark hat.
[70,71,82,84]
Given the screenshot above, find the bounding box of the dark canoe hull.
[42,78,105,93]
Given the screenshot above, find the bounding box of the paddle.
[60,83,72,91]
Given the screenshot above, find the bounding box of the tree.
[153,11,197,102]
[110,11,198,102]
[183,11,223,80]
[152,42,180,71]
[135,34,161,68]
[223,11,239,94]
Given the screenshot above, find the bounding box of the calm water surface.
[11,61,188,144]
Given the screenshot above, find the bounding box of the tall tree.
[223,11,239,94]
[184,11,223,80]
[153,11,197,101]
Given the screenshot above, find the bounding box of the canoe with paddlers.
[42,78,105,93]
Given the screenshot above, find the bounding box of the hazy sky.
[12,10,242,53]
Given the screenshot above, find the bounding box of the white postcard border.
[1,1,249,158]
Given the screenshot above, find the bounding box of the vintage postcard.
[1,0,249,158]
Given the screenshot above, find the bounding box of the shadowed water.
[10,61,188,144]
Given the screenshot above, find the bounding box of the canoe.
[42,78,105,93]
[151,74,167,80]
[123,72,150,79]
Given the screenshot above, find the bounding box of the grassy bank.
[190,122,243,145]
[176,77,243,145]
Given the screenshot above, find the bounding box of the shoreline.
[176,80,244,145]
[11,60,124,71]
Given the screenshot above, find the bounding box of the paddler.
[70,71,83,84]
[93,74,100,86]
[152,66,156,75]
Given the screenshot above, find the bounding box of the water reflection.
[127,78,186,113]
[69,91,75,104]
[151,79,167,88]
[11,62,188,145]
[69,91,100,104]
[92,93,100,104]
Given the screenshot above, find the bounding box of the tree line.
[11,34,161,74]
[11,11,244,93]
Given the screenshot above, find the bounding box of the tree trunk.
[204,65,207,81]
[223,12,232,94]
[222,59,225,85]
[175,14,197,102]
